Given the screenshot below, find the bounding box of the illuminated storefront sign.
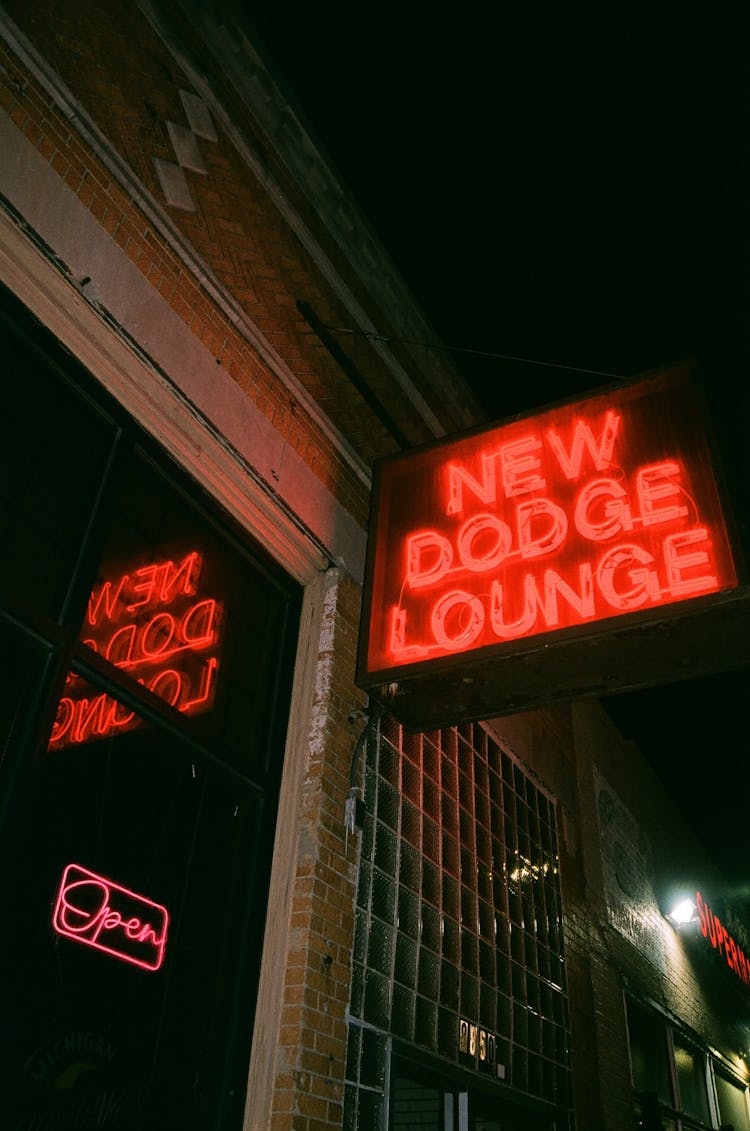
[358,368,740,726]
[49,550,221,749]
[696,891,750,988]
[52,863,169,971]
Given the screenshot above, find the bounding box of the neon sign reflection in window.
[50,550,222,749]
[52,862,169,972]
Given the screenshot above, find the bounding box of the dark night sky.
[244,2,750,886]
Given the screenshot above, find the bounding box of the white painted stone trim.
[0,134,367,583]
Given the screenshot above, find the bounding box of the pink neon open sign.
[52,863,169,972]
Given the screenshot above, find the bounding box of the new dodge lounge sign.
[357,368,741,727]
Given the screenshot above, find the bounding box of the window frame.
[0,224,334,1130]
[625,991,750,1131]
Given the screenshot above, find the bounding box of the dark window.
[715,1071,750,1131]
[0,286,301,1130]
[625,996,733,1131]
[672,1036,709,1123]
[626,997,674,1107]
[0,322,115,622]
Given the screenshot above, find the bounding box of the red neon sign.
[696,891,750,988]
[52,863,169,972]
[361,371,737,680]
[50,550,222,749]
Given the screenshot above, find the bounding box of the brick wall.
[1,0,454,471]
[0,30,380,529]
[273,571,366,1130]
[567,699,749,1129]
[391,1079,441,1127]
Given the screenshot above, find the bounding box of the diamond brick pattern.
[152,89,216,211]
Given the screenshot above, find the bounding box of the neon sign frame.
[357,368,740,726]
[52,862,169,972]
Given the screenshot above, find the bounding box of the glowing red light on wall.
[696,891,750,989]
[49,550,222,750]
[360,370,738,682]
[52,863,169,972]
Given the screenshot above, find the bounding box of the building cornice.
[138,0,483,439]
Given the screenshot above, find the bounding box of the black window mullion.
[56,421,127,629]
[70,643,266,793]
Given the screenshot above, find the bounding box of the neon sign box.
[358,368,740,728]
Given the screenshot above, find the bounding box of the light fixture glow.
[667,897,698,927]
